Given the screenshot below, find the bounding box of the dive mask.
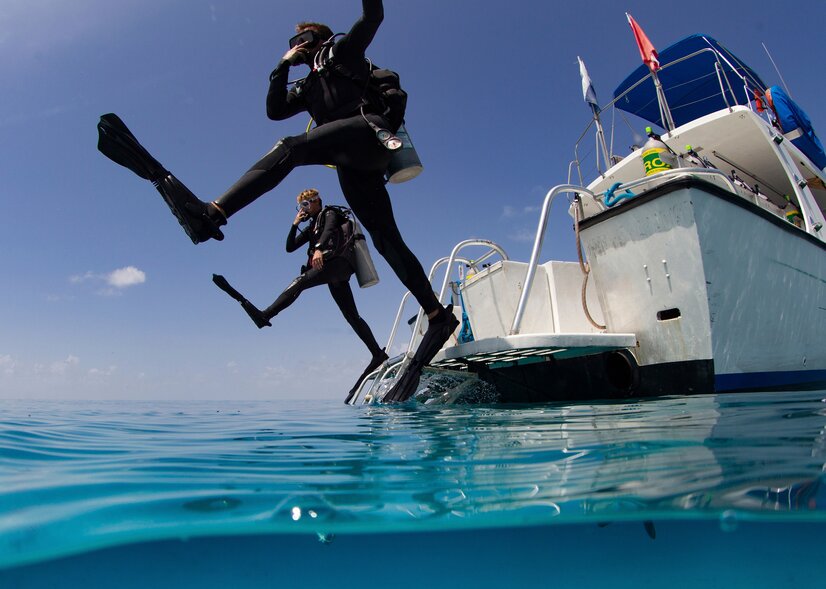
[297,198,319,210]
[289,29,321,49]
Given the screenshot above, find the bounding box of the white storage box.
[460,260,554,339]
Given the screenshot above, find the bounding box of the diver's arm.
[338,0,384,58]
[267,60,306,120]
[286,222,311,253]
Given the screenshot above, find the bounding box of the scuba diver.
[212,189,388,403]
[96,0,458,402]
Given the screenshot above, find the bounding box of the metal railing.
[348,241,508,404]
[407,240,508,356]
[510,185,593,335]
[510,169,740,335]
[572,45,764,183]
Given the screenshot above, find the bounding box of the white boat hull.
[581,177,826,392]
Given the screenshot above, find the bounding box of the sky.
[1,0,824,401]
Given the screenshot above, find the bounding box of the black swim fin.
[383,304,459,403]
[96,113,224,244]
[212,274,271,329]
[212,273,245,302]
[344,349,389,404]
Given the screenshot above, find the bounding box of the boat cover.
[613,35,766,129]
[767,85,826,171]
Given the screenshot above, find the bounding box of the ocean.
[1,391,824,587]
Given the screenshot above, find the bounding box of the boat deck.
[431,333,637,370]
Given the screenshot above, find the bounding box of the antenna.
[762,42,793,98]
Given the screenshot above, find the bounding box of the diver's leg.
[214,115,386,218]
[337,168,460,402]
[328,281,383,357]
[329,280,389,404]
[337,167,441,315]
[262,266,331,320]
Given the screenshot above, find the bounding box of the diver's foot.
[382,359,423,403]
[240,300,271,329]
[152,174,226,244]
[415,304,460,365]
[383,305,459,403]
[344,349,389,404]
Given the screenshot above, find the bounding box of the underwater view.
[2,388,825,588]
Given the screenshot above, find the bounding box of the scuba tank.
[351,218,380,288]
[385,123,423,184]
[641,127,677,176]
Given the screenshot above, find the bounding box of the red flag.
[626,13,660,71]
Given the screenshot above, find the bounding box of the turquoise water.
[1,391,825,587]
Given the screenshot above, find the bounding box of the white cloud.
[70,266,146,295]
[70,271,97,284]
[88,366,116,377]
[107,266,146,288]
[508,228,537,243]
[50,355,80,375]
[0,354,16,376]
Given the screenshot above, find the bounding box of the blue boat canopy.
[613,35,767,129]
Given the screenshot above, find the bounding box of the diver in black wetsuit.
[97,0,457,402]
[213,189,388,401]
[205,0,457,401]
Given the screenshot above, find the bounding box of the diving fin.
[96,113,224,244]
[383,304,459,403]
[344,349,389,404]
[212,274,271,329]
[212,273,246,302]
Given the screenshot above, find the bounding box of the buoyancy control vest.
[298,37,407,130]
[310,205,356,258]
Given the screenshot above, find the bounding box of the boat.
[350,31,826,404]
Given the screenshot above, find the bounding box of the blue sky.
[1,0,824,400]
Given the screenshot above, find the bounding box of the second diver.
[212,189,388,403]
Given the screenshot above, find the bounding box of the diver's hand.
[294,211,308,225]
[283,42,310,66]
[311,250,324,270]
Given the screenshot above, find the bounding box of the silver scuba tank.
[351,219,379,288]
[385,124,423,183]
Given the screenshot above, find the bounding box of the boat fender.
[604,182,637,207]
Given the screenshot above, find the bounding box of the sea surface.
[1,390,825,588]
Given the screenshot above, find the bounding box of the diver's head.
[297,188,323,217]
[289,22,332,63]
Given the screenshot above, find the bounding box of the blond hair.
[296,188,320,203]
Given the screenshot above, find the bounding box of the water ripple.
[0,392,824,567]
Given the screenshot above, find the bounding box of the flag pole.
[626,13,675,133]
[651,70,676,132]
[591,103,611,170]
[578,56,611,170]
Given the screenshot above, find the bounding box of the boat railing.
[511,184,594,335]
[407,240,509,356]
[572,46,763,183]
[349,241,509,404]
[511,169,739,335]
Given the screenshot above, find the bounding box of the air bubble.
[719,510,738,532]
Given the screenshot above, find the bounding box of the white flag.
[578,56,599,110]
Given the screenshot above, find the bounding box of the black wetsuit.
[212,0,440,316]
[262,207,382,357]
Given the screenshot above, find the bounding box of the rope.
[574,197,607,331]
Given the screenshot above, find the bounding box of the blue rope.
[604,182,636,207]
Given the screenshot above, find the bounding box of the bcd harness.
[293,34,407,132]
[311,205,364,259]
